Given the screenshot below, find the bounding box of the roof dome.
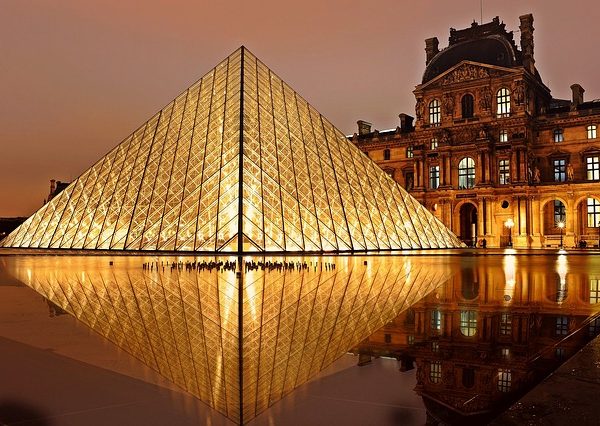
[423,36,517,83]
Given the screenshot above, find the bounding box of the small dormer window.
[431,138,438,150]
[553,129,564,143]
[499,129,508,143]
[588,125,597,139]
[429,99,441,125]
[406,146,414,158]
[383,149,391,161]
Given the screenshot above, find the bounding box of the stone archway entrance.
[459,203,477,247]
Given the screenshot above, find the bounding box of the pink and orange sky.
[1,0,599,217]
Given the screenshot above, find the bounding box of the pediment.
[416,61,519,91]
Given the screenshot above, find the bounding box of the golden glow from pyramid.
[1,47,462,253]
[3,254,453,424]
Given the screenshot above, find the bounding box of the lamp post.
[505,218,514,248]
[557,220,565,249]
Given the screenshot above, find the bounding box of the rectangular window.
[590,279,600,304]
[432,341,439,353]
[430,361,442,383]
[431,310,442,330]
[407,335,415,345]
[499,129,508,142]
[500,313,512,335]
[497,369,512,392]
[587,156,600,180]
[384,149,391,161]
[430,138,438,150]
[554,129,564,142]
[555,347,566,360]
[384,333,392,344]
[499,159,510,185]
[556,316,569,335]
[588,125,597,139]
[554,159,566,182]
[501,348,510,359]
[587,198,600,227]
[429,166,440,189]
[406,146,414,158]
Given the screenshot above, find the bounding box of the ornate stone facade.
[353,14,600,248]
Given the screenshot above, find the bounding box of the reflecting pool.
[1,253,599,425]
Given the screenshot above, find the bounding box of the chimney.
[357,120,372,135]
[519,14,535,74]
[50,179,56,196]
[571,84,585,108]
[398,113,414,131]
[425,37,439,65]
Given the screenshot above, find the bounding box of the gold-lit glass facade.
[0,48,462,252]
[3,255,453,423]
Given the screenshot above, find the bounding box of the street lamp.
[557,220,565,249]
[505,218,514,248]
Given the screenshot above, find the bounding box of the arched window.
[496,88,511,117]
[461,94,474,118]
[458,157,475,189]
[429,99,441,125]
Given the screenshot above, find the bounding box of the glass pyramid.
[1,47,462,252]
[2,255,453,424]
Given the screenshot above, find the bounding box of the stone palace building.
[352,14,600,248]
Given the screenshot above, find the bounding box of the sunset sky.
[1,0,599,217]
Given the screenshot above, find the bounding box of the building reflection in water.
[353,255,600,425]
[2,254,453,424]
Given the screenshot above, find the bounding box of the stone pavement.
[492,334,600,425]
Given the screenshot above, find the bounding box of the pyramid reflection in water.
[4,255,452,423]
[1,47,462,252]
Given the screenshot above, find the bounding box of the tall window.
[499,129,508,142]
[554,128,564,143]
[587,156,600,180]
[461,94,474,118]
[430,361,442,383]
[587,198,600,227]
[383,149,391,161]
[384,333,392,343]
[430,166,440,189]
[590,278,600,304]
[588,125,597,139]
[554,200,566,224]
[431,309,442,330]
[496,88,511,117]
[556,316,569,335]
[406,146,414,158]
[429,99,441,125]
[460,311,477,336]
[554,159,566,182]
[500,313,512,335]
[499,159,510,184]
[498,369,512,392]
[458,157,475,189]
[430,137,438,150]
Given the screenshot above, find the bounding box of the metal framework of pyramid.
[1,47,462,252]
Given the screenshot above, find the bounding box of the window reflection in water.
[354,255,600,425]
